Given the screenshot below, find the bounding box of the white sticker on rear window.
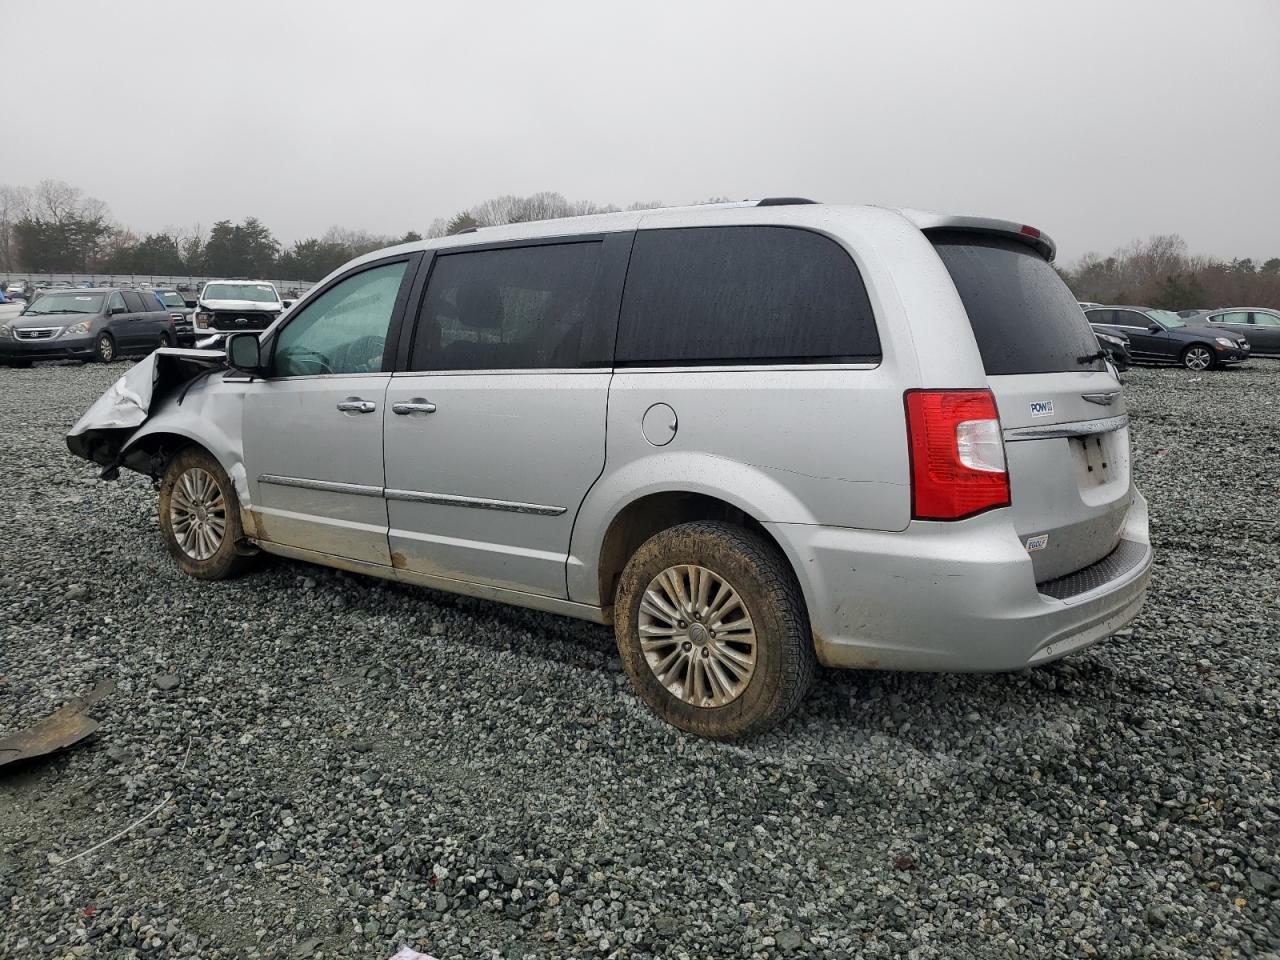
[76,296,92,300]
[1030,400,1055,418]
[1025,534,1049,552]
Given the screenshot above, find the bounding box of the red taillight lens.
[904,389,1010,521]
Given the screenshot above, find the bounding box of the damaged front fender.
[66,348,226,475]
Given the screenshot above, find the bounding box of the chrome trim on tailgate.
[1003,414,1128,442]
[384,488,566,516]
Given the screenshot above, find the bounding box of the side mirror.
[226,332,263,373]
[184,300,197,309]
[1148,324,1161,334]
[281,299,294,309]
[110,305,127,315]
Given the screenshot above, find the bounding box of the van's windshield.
[930,232,1107,375]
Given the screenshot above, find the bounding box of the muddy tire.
[614,520,815,739]
[93,332,116,364]
[158,447,250,580]
[4,360,33,368]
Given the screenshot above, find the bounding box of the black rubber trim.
[1037,538,1148,600]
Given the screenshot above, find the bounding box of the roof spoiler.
[899,210,1058,261]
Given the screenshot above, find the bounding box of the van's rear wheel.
[158,447,250,580]
[1182,344,1214,371]
[614,521,815,738]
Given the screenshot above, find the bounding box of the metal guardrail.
[0,273,314,294]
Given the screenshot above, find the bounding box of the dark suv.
[1085,305,1250,371]
[0,288,175,366]
[153,289,198,346]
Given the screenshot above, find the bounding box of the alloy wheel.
[638,564,758,707]
[98,335,114,362]
[169,467,227,560]
[1184,347,1211,371]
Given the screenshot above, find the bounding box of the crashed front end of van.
[66,348,232,481]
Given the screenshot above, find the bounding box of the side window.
[1251,311,1280,327]
[1215,311,1249,325]
[409,241,605,371]
[616,226,879,365]
[1086,309,1111,326]
[108,292,127,313]
[121,291,145,312]
[1117,311,1150,328]
[272,261,408,377]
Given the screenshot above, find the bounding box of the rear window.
[930,231,1106,375]
[616,226,880,365]
[121,291,149,312]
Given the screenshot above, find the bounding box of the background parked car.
[1093,329,1131,370]
[1196,308,1280,357]
[1085,305,1250,370]
[0,288,175,366]
[153,288,198,346]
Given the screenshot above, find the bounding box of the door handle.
[336,397,377,414]
[391,398,437,416]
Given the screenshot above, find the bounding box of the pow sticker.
[1025,534,1049,552]
[1030,400,1055,418]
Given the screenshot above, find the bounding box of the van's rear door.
[929,231,1133,583]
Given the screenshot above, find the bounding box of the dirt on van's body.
[1,360,1277,959]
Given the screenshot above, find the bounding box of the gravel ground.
[1,360,1277,960]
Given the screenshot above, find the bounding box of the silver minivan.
[68,200,1152,737]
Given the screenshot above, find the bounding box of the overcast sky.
[8,0,1277,264]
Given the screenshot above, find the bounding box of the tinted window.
[120,291,145,312]
[616,226,879,365]
[273,261,408,377]
[410,241,605,371]
[930,232,1105,374]
[1086,309,1114,326]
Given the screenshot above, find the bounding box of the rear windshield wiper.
[1076,349,1107,365]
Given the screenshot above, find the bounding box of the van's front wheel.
[614,521,815,738]
[158,447,250,580]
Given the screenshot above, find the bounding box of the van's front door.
[382,236,628,598]
[240,258,417,565]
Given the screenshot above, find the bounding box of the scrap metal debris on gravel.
[0,360,1277,959]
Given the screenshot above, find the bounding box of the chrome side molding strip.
[258,475,566,516]
[259,475,383,498]
[384,488,566,516]
[1003,414,1129,442]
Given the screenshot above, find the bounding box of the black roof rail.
[756,197,818,206]
[457,226,479,234]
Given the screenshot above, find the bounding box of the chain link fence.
[0,273,314,296]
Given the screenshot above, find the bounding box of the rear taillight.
[904,389,1010,521]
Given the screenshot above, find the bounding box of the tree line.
[3,180,1276,308]
[0,180,668,281]
[1059,234,1280,310]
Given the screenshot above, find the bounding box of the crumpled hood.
[66,348,226,470]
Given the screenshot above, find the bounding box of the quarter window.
[615,226,879,365]
[409,241,605,371]
[272,261,408,377]
[108,292,127,313]
[1215,311,1249,325]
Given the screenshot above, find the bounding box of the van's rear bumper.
[767,489,1151,672]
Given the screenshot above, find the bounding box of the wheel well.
[595,492,795,616]
[120,432,201,480]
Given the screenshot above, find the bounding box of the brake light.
[1020,224,1041,239]
[904,389,1010,521]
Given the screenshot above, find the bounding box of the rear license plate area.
[1074,435,1111,486]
